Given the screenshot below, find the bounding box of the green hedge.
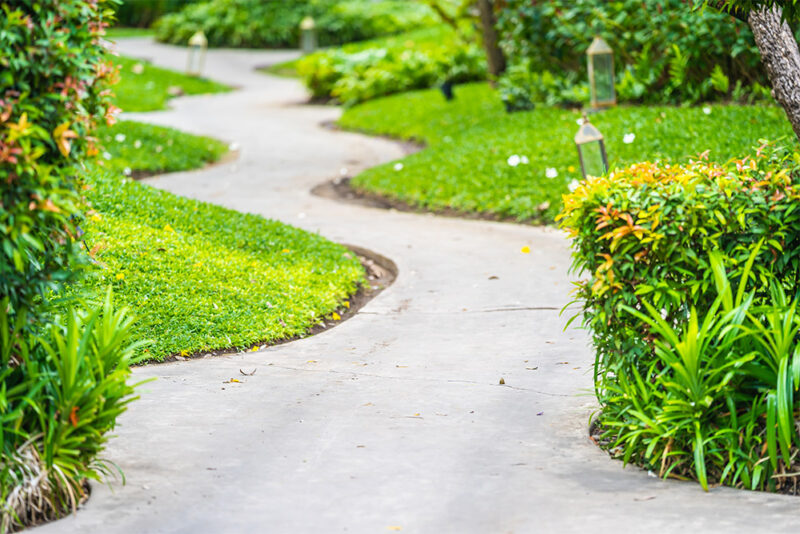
[559,142,800,492]
[1,0,141,530]
[1,1,117,316]
[297,26,486,106]
[154,0,438,49]
[496,0,771,109]
[114,0,202,28]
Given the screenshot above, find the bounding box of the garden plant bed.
[156,244,397,364]
[588,418,800,496]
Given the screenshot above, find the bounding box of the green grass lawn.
[114,56,229,112]
[77,170,363,361]
[96,121,228,177]
[106,27,155,39]
[68,52,364,362]
[340,83,795,223]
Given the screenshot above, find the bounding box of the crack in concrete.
[265,363,572,397]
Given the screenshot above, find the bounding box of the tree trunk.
[476,0,506,82]
[748,6,800,139]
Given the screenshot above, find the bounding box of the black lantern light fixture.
[587,36,616,110]
[574,114,608,179]
[300,16,317,55]
[186,30,208,76]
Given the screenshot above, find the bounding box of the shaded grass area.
[340,83,795,223]
[114,56,229,112]
[77,170,364,361]
[96,121,228,177]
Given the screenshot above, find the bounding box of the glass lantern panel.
[579,140,607,179]
[591,53,615,105]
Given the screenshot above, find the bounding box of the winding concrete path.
[39,40,800,533]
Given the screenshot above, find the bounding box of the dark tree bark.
[476,0,506,81]
[747,6,800,138]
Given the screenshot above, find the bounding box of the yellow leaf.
[179,350,190,357]
[53,121,78,157]
[250,346,259,352]
[521,246,531,254]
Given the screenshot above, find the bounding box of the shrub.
[1,2,141,530]
[1,292,143,532]
[495,0,772,109]
[114,0,202,28]
[154,0,438,49]
[559,142,800,490]
[297,27,487,105]
[1,0,118,317]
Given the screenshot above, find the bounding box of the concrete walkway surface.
[36,39,800,533]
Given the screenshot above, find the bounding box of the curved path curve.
[39,40,800,533]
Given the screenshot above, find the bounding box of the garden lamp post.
[300,16,317,55]
[186,30,208,76]
[574,115,609,179]
[587,36,616,110]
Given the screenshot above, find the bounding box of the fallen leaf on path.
[239,368,257,376]
[223,378,241,384]
[634,496,656,502]
[521,246,531,254]
[387,528,402,532]
[499,378,505,385]
[526,367,538,371]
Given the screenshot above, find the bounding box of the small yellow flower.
[282,248,290,253]
[164,224,175,233]
[90,213,102,222]
[179,349,190,357]
[568,165,576,173]
[521,246,531,254]
[343,301,350,309]
[115,273,125,280]
[332,312,341,321]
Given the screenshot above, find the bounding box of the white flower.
[134,140,142,149]
[340,167,348,176]
[545,167,558,179]
[623,133,636,144]
[568,179,580,192]
[507,155,521,167]
[115,133,126,142]
[102,151,112,160]
[123,167,132,176]
[131,63,144,75]
[394,162,404,171]
[155,145,163,153]
[703,106,712,115]
[229,142,240,151]
[520,156,529,165]
[576,118,585,126]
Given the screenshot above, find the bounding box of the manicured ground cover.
[77,170,364,361]
[106,27,155,39]
[340,83,795,223]
[96,121,228,177]
[113,55,229,112]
